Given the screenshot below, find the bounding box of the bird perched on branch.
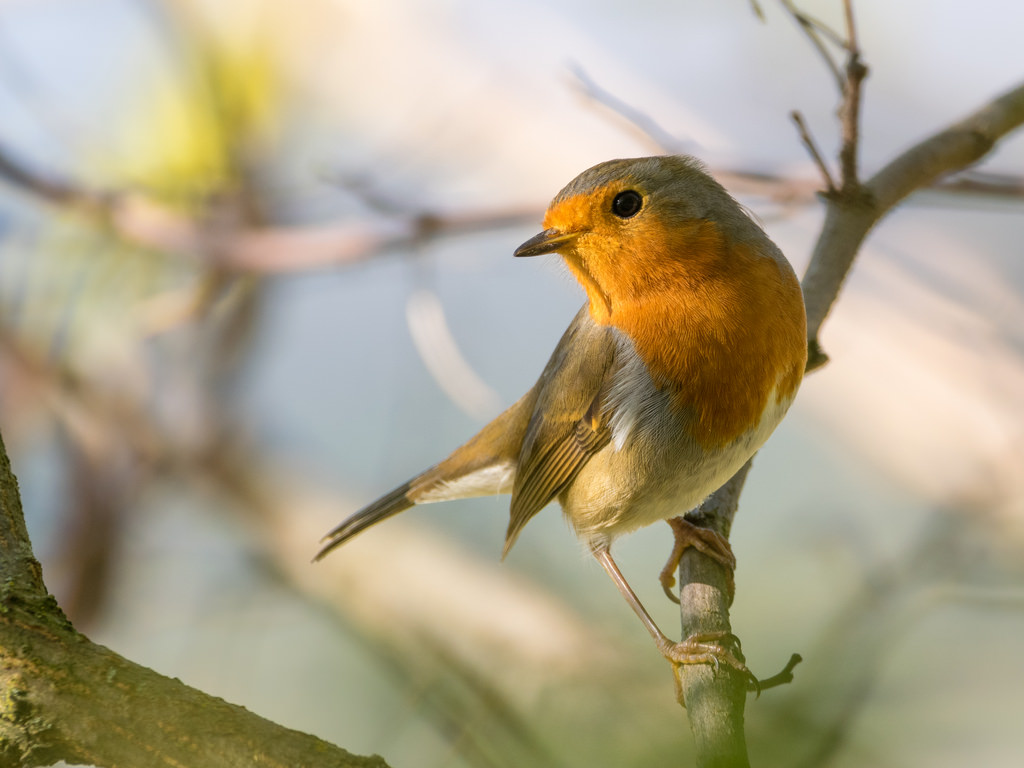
[316,155,806,685]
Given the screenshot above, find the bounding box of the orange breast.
[574,220,806,449]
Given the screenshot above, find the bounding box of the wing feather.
[503,307,617,555]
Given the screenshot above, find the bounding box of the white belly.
[564,330,796,544]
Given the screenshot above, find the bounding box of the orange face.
[542,186,730,322]
[542,185,806,448]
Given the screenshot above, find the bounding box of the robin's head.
[515,155,778,322]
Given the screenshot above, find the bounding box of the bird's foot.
[659,517,736,603]
[659,631,758,706]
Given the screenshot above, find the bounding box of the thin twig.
[751,654,803,693]
[782,2,849,49]
[569,63,689,154]
[791,110,837,194]
[836,0,867,192]
[779,0,844,90]
[569,67,1024,204]
[570,64,831,204]
[842,0,859,58]
[781,0,868,193]
[936,169,1024,197]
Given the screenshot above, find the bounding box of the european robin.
[316,155,806,683]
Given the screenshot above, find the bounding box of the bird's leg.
[591,543,752,701]
[659,516,736,604]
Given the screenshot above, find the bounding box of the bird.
[316,155,806,685]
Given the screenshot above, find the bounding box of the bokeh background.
[0,1,1022,766]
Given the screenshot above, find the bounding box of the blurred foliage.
[0,0,283,369]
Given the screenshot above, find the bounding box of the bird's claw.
[659,517,737,604]
[660,631,758,705]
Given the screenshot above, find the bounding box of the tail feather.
[314,480,416,561]
[314,391,535,563]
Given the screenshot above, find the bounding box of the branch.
[791,110,837,194]
[836,0,866,192]
[569,64,823,205]
[779,0,845,90]
[803,79,1024,344]
[568,63,692,154]
[570,64,1024,207]
[0,429,46,603]
[935,169,1024,197]
[0,430,389,767]
[677,461,755,768]
[0,143,538,274]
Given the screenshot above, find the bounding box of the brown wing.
[502,307,616,556]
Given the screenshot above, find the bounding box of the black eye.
[611,190,643,218]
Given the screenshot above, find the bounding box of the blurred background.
[0,0,1022,766]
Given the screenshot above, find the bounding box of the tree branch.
[678,461,754,768]
[836,0,866,193]
[791,110,837,194]
[0,143,538,275]
[803,79,1024,344]
[779,0,845,91]
[0,429,390,767]
[0,432,46,603]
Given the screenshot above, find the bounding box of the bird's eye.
[611,190,643,219]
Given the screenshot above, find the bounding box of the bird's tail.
[314,394,530,562]
[313,480,417,562]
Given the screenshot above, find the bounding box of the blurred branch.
[0,143,538,274]
[779,0,846,91]
[0,136,531,435]
[762,501,1021,768]
[836,1,866,192]
[0,428,390,767]
[571,63,1024,205]
[569,63,693,155]
[52,434,137,627]
[3,104,1020,292]
[0,145,109,211]
[569,65,822,205]
[406,289,503,420]
[938,169,1024,197]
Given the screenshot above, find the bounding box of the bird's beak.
[514,228,580,257]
